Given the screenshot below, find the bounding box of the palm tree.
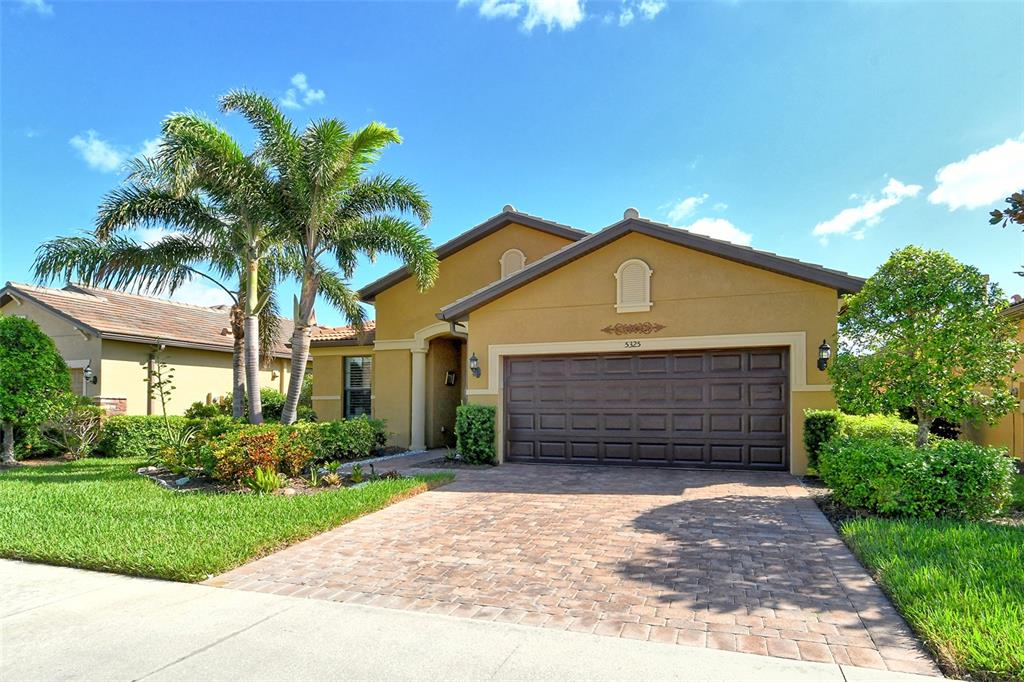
[33,230,282,419]
[34,118,282,424]
[219,91,438,423]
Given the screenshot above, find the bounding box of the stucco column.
[410,348,428,451]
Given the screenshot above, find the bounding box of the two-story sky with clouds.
[2,0,1023,326]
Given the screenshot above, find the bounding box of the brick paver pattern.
[208,465,939,676]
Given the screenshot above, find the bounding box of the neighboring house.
[0,282,294,416]
[311,206,864,474]
[964,299,1024,459]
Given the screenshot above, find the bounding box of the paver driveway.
[208,464,939,676]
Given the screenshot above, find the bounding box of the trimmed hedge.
[804,410,918,468]
[455,404,496,464]
[289,416,387,461]
[819,436,1015,520]
[98,415,187,458]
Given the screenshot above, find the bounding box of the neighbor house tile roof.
[310,320,376,347]
[0,282,293,356]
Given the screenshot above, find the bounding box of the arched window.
[614,259,653,313]
[499,249,526,279]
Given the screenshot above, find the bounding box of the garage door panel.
[505,348,788,470]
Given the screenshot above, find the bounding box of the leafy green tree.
[989,190,1024,229]
[219,91,438,423]
[830,246,1022,447]
[0,315,70,464]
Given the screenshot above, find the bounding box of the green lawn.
[0,457,453,582]
[842,517,1024,681]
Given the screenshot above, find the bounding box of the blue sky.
[2,0,1023,327]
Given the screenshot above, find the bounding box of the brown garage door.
[504,348,789,470]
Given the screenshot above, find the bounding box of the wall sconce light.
[83,360,98,385]
[817,339,831,372]
[469,353,481,378]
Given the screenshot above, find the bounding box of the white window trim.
[614,258,653,313]
[499,248,526,280]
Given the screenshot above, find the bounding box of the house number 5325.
[624,340,642,348]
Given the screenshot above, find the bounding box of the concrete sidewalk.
[1,560,944,682]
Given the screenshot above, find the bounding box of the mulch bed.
[137,465,402,496]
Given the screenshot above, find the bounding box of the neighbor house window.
[344,356,372,418]
[614,258,653,313]
[499,249,526,279]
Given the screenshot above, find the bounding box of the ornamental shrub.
[803,411,917,469]
[455,404,496,465]
[207,425,282,483]
[184,401,223,420]
[819,436,1015,520]
[296,416,387,460]
[803,410,840,469]
[98,415,187,458]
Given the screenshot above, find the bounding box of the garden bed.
[0,457,453,582]
[137,464,403,495]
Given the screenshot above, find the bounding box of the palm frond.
[341,174,431,224]
[316,268,368,327]
[342,215,438,291]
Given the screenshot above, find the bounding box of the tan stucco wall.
[373,349,411,446]
[965,318,1024,459]
[372,223,576,341]
[462,232,841,474]
[100,340,289,415]
[309,345,374,422]
[1,298,102,398]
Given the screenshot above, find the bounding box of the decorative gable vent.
[500,249,526,279]
[615,259,652,313]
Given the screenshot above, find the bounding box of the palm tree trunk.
[2,422,15,465]
[243,259,263,424]
[244,315,263,424]
[281,326,311,424]
[230,304,245,418]
[281,268,318,424]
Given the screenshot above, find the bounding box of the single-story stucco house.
[310,207,865,474]
[0,282,295,415]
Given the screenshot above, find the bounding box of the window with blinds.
[614,259,653,313]
[499,249,526,279]
[344,356,372,419]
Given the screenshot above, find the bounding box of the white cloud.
[138,137,161,159]
[928,134,1024,210]
[665,193,708,223]
[459,0,585,31]
[134,227,181,245]
[164,276,234,308]
[682,217,753,246]
[713,202,728,212]
[637,0,665,20]
[18,0,53,15]
[618,0,665,26]
[812,177,922,245]
[69,131,128,172]
[280,72,326,109]
[25,128,40,139]
[70,132,164,172]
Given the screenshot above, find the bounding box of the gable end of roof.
[437,218,864,321]
[357,210,588,302]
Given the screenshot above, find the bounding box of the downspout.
[146,352,155,416]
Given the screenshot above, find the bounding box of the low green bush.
[98,415,187,458]
[455,404,496,464]
[184,401,222,420]
[290,416,386,460]
[841,413,918,446]
[803,410,840,469]
[819,436,1015,520]
[803,410,918,468]
[201,424,314,483]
